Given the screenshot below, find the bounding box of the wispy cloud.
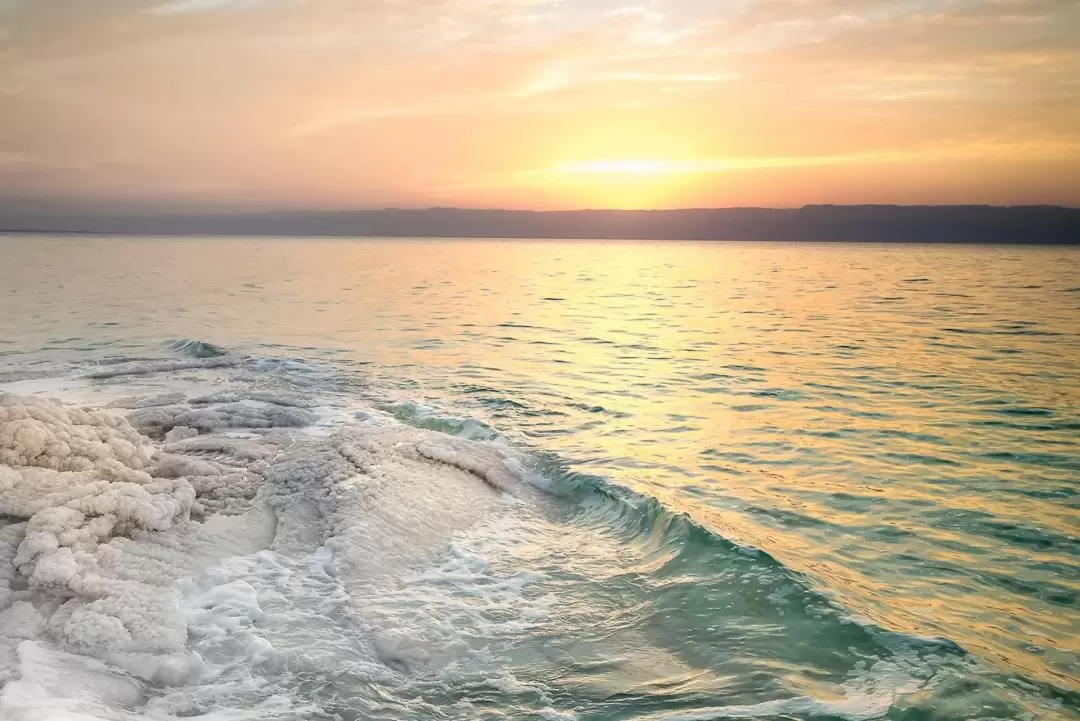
[148,0,281,14]
[0,0,1077,209]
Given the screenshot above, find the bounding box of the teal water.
[1,235,1078,719]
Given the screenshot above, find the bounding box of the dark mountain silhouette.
[2,205,1078,243]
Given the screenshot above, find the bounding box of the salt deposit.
[0,359,529,719]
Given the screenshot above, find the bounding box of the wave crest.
[165,340,228,359]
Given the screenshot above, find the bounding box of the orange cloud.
[0,0,1077,210]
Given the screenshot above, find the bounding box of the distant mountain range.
[3,205,1079,243]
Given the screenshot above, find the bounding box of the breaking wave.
[0,352,1070,720]
[0,355,533,719]
[165,340,229,359]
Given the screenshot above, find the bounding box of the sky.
[0,0,1078,211]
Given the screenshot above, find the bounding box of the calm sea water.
[1,235,1078,720]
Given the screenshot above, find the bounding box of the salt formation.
[128,402,316,437]
[0,393,196,665]
[0,372,528,719]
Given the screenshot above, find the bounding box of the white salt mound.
[0,381,529,720]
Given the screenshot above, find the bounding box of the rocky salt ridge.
[0,356,528,720]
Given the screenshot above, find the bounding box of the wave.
[386,403,1079,720]
[0,353,1071,721]
[0,356,533,719]
[165,339,229,359]
[383,400,502,441]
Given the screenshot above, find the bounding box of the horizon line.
[3,202,1080,218]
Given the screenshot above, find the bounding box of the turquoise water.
[1,235,1078,719]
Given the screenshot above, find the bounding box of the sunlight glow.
[531,159,705,209]
[554,159,699,175]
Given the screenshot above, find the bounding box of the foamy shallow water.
[0,235,1078,720]
[0,356,543,719]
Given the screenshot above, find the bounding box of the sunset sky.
[1,0,1078,211]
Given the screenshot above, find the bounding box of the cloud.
[0,0,1076,209]
[147,0,280,14]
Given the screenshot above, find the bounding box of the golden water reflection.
[2,236,1078,693]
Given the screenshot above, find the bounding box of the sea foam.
[0,357,528,719]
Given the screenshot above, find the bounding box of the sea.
[0,234,1077,721]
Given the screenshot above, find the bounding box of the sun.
[533,158,709,209]
[554,159,690,176]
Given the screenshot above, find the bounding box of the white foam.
[415,436,524,493]
[85,358,237,380]
[0,360,536,719]
[0,641,144,721]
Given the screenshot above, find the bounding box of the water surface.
[1,235,1078,719]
